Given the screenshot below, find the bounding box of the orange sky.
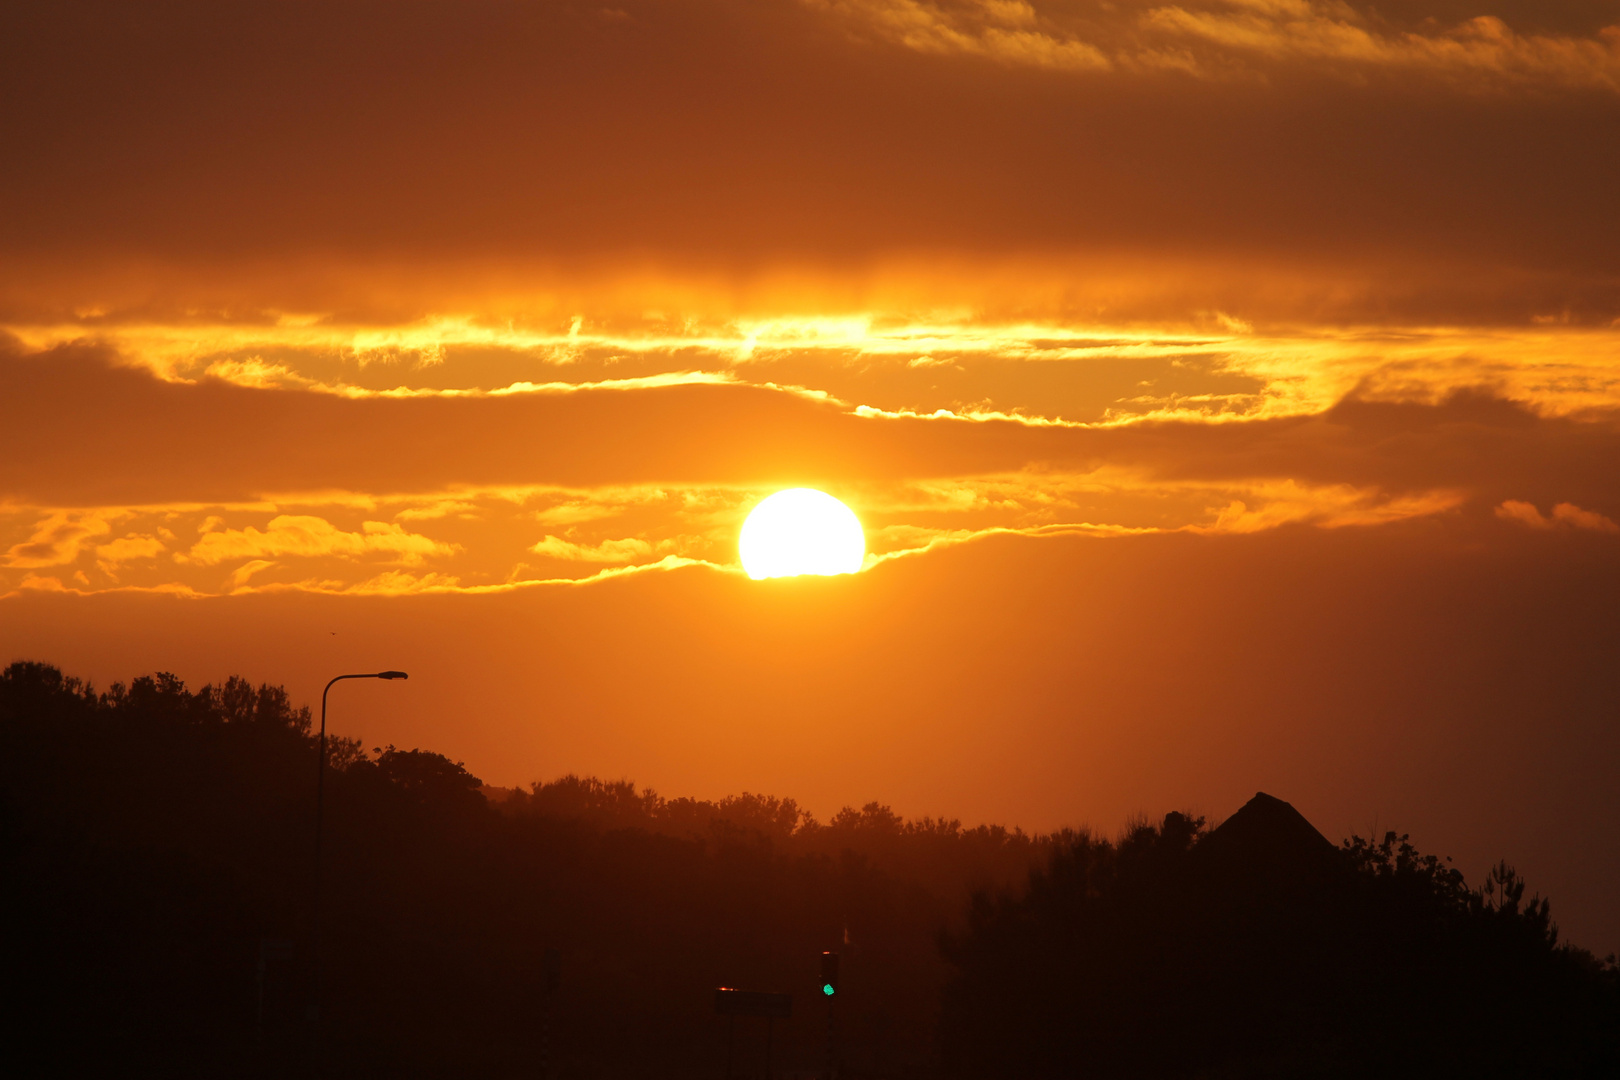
[4,1,1620,951]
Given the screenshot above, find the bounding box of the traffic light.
[820,950,839,997]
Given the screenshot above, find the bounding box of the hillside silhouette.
[3,661,1616,1078]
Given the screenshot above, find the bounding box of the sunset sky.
[4,1,1620,950]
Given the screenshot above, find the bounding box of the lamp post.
[310,670,408,1069]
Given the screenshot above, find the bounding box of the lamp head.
[377,670,409,680]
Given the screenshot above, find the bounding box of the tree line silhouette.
[2,661,1615,1077]
[941,797,1619,1077]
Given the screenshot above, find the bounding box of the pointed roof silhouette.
[1199,792,1339,887]
[1210,792,1334,854]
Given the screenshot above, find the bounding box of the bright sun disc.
[739,489,865,580]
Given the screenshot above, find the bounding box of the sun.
[739,489,866,580]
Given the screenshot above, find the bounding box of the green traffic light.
[823,983,835,996]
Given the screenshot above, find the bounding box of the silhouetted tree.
[0,661,1051,1077]
[940,796,1620,1080]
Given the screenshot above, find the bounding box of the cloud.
[93,533,167,576]
[805,0,1112,71]
[14,308,1620,439]
[186,515,457,566]
[530,535,657,563]
[94,534,166,563]
[394,499,482,521]
[1153,6,1620,91]
[203,357,324,392]
[224,559,277,591]
[234,553,723,595]
[812,1,1620,91]
[346,570,465,594]
[1197,487,1465,534]
[0,464,1495,598]
[4,0,1618,291]
[3,511,116,568]
[1495,499,1620,533]
[7,348,1620,531]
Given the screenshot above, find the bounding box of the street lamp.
[310,670,408,1065]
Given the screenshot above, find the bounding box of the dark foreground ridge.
[2,662,1616,1078]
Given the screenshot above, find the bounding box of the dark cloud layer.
[5,344,1618,518]
[3,1,1617,308]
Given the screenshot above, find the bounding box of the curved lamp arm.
[310,669,408,1053]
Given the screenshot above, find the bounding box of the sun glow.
[738,489,866,580]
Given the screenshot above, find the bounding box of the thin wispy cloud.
[810,0,1620,91]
